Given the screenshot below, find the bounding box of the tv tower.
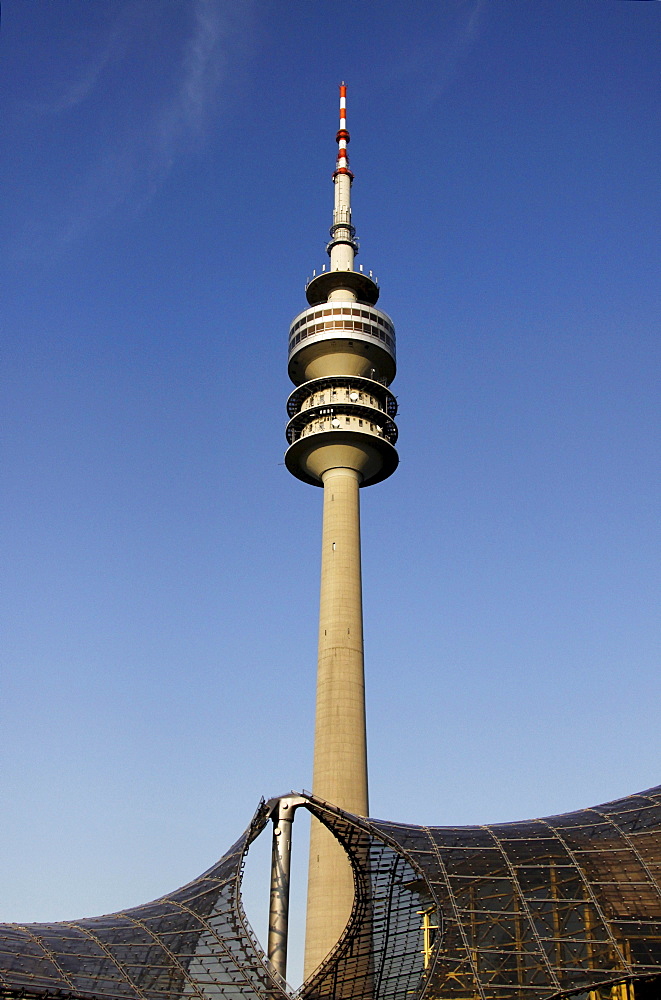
[285,84,398,977]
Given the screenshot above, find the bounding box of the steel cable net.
[371,787,661,1000]
[2,790,661,1000]
[0,797,432,1000]
[299,797,436,1000]
[0,801,289,1000]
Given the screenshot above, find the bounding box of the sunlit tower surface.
[285,84,398,978]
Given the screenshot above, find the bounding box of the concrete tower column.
[305,467,367,974]
[314,467,367,813]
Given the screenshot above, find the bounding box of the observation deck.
[305,266,380,307]
[285,375,399,488]
[288,301,396,387]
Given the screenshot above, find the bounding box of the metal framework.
[2,788,661,1000]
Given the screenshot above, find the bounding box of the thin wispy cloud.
[27,4,136,117]
[383,0,489,112]
[149,1,230,183]
[180,1,228,135]
[9,0,255,260]
[465,0,488,44]
[34,45,116,116]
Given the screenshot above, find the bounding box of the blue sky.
[2,0,660,985]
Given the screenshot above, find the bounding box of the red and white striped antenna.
[333,81,353,181]
[327,82,358,274]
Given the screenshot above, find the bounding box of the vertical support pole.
[514,890,524,987]
[419,905,438,970]
[268,798,301,982]
[550,862,563,970]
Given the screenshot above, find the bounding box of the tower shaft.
[314,468,367,812]
[305,468,368,975]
